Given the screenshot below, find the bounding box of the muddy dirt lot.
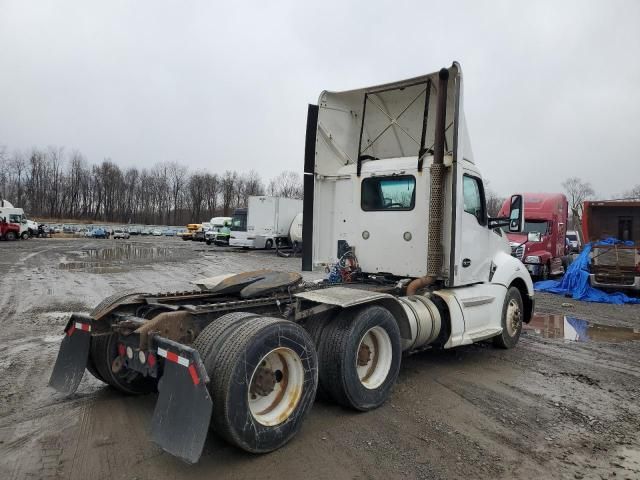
[0,237,639,479]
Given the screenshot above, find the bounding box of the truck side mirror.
[509,194,524,232]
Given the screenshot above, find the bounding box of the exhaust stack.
[407,67,449,295]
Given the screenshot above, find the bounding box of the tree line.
[0,145,303,225]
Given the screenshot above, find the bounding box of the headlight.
[524,255,541,264]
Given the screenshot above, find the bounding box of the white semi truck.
[0,199,36,239]
[49,62,534,464]
[229,196,302,249]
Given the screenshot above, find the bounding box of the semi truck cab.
[498,193,569,279]
[49,62,535,465]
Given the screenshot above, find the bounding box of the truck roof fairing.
[314,62,473,177]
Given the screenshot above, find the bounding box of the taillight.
[147,352,157,367]
[117,343,126,357]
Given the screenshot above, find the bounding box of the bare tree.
[221,170,238,215]
[267,171,303,199]
[168,162,188,225]
[622,185,640,199]
[562,177,595,231]
[485,188,505,218]
[0,145,8,199]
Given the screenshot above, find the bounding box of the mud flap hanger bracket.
[150,336,213,464]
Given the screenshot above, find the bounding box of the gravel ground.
[0,237,638,479]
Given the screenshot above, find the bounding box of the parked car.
[92,227,107,239]
[141,229,151,235]
[152,229,162,236]
[163,229,176,236]
[566,230,581,253]
[113,229,130,239]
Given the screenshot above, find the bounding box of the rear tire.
[319,305,401,411]
[493,286,523,349]
[193,311,259,362]
[264,239,273,249]
[301,313,333,400]
[200,317,317,453]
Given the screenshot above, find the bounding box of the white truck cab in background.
[230,196,302,249]
[0,199,33,239]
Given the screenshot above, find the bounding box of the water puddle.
[524,314,640,343]
[58,244,178,273]
[58,262,130,273]
[84,244,174,261]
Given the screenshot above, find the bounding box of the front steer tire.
[319,305,402,411]
[493,286,524,349]
[198,317,318,453]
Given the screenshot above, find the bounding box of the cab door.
[457,173,492,285]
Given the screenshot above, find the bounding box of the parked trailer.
[49,63,534,464]
[229,196,302,249]
[582,199,640,291]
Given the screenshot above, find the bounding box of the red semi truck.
[498,193,569,279]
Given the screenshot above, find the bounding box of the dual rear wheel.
[194,312,318,453]
[193,305,403,452]
[308,305,402,411]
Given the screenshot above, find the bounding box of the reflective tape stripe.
[188,364,200,385]
[67,321,91,336]
[157,347,190,368]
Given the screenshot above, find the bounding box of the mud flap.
[150,337,212,464]
[48,314,93,394]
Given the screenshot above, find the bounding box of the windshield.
[567,233,577,241]
[524,220,549,234]
[502,219,549,235]
[230,213,247,231]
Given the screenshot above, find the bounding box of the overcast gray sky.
[1,0,639,197]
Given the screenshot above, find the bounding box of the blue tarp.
[535,237,640,304]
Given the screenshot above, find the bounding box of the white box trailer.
[230,196,302,249]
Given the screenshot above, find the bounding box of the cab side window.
[462,175,486,225]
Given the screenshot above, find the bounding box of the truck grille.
[510,244,524,259]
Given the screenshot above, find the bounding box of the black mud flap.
[48,314,93,394]
[150,337,212,464]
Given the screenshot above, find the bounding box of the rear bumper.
[589,274,640,291]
